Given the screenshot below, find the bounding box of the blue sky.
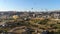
[0,0,60,11]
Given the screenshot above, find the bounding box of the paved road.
[8,26,26,32]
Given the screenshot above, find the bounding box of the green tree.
[38,19,49,25]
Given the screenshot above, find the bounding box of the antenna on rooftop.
[31,8,33,12]
[45,9,48,12]
[31,8,33,10]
